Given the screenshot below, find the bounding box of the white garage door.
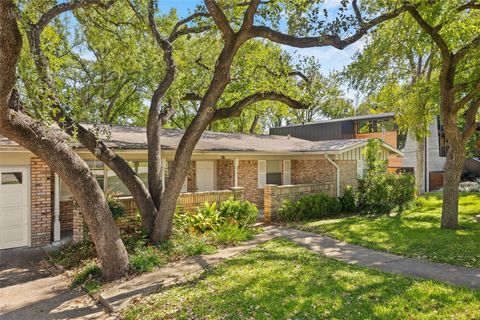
[196,161,215,192]
[0,166,29,249]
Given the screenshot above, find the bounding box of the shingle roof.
[88,125,370,153]
[0,124,400,154]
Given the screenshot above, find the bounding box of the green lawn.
[122,239,480,320]
[292,193,480,268]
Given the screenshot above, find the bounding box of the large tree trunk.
[1,111,130,280]
[415,137,426,195]
[0,1,128,280]
[441,140,465,229]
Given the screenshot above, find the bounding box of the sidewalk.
[99,225,480,312]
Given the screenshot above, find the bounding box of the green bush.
[218,198,258,228]
[176,202,224,233]
[340,185,356,213]
[278,193,341,222]
[357,173,415,214]
[72,263,102,288]
[213,224,255,244]
[106,193,125,219]
[129,246,164,273]
[160,231,217,257]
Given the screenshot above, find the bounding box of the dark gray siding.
[270,121,347,141]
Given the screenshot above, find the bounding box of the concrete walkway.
[99,226,480,312]
[275,227,480,289]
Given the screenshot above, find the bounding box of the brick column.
[230,187,244,201]
[30,158,53,247]
[72,204,84,243]
[263,184,278,223]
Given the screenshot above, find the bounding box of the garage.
[0,166,30,249]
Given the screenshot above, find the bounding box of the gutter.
[325,154,340,197]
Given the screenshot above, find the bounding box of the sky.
[158,0,363,102]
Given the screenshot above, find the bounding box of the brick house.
[0,126,400,249]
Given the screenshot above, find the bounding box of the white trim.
[234,159,239,187]
[325,155,340,197]
[283,160,291,185]
[53,174,61,242]
[258,160,266,188]
[162,158,167,192]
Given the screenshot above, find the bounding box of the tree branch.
[241,0,260,30]
[213,92,308,120]
[455,81,480,112]
[248,5,408,49]
[352,0,365,26]
[453,34,480,65]
[457,0,480,11]
[462,98,480,141]
[36,0,113,33]
[407,6,451,59]
[204,0,234,38]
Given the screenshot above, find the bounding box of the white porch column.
[234,159,239,187]
[161,158,167,191]
[53,173,61,242]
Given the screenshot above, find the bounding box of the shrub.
[106,193,125,219]
[357,172,415,214]
[129,246,164,273]
[218,198,258,228]
[176,202,224,233]
[278,193,341,222]
[213,224,255,244]
[160,231,217,257]
[339,185,356,213]
[72,263,102,288]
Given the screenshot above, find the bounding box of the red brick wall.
[216,159,234,190]
[30,158,53,247]
[187,161,196,192]
[237,160,263,206]
[291,159,335,185]
[60,200,74,231]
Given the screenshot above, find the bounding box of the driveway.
[0,246,52,288]
[0,247,112,319]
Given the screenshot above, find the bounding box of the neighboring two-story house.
[270,112,456,191]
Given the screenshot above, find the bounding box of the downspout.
[325,155,340,197]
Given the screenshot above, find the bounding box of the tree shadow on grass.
[124,239,480,320]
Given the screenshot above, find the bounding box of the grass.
[122,239,480,320]
[48,224,259,290]
[291,193,480,268]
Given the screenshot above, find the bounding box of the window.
[357,119,396,134]
[357,121,374,133]
[266,160,281,185]
[1,172,22,185]
[106,161,148,196]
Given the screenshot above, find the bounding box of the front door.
[0,166,30,249]
[196,161,215,192]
